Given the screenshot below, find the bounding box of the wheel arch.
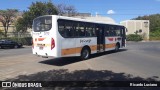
[81,45,91,54]
[116,42,120,48]
[80,45,91,60]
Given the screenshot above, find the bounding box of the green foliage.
[126,34,143,41]
[26,1,57,28]
[15,18,28,32]
[15,1,58,31]
[133,14,160,32]
[133,14,160,40]
[0,37,32,45]
[0,9,18,37]
[149,27,160,40]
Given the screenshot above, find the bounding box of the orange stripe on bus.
[90,45,97,51]
[105,43,116,48]
[61,45,97,56]
[61,43,118,56]
[38,38,45,41]
[61,44,116,56]
[61,47,78,56]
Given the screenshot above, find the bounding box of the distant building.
[62,13,91,17]
[83,16,116,24]
[120,20,150,40]
[0,12,23,33]
[0,12,33,34]
[76,13,91,17]
[0,12,32,37]
[1,12,116,37]
[0,23,15,32]
[72,13,116,24]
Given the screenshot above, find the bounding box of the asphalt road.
[0,46,31,58]
[0,42,160,81]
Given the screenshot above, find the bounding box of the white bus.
[32,15,126,59]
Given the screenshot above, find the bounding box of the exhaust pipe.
[42,56,48,58]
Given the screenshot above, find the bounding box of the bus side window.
[109,26,119,36]
[58,21,65,37]
[92,30,96,37]
[109,26,113,36]
[65,29,73,37]
[113,30,116,36]
[92,24,96,37]
[115,27,121,36]
[75,23,85,37]
[75,29,79,37]
[85,28,91,37]
[86,23,95,37]
[64,22,74,38]
[105,31,110,36]
[105,26,110,37]
[79,30,85,36]
[121,27,126,38]
[75,23,80,37]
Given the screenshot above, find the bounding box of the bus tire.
[81,47,90,60]
[115,43,120,52]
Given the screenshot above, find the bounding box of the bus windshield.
[33,16,52,32]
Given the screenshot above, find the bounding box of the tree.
[0,9,18,37]
[57,4,77,16]
[133,14,160,32]
[16,11,32,30]
[16,1,58,32]
[15,17,27,33]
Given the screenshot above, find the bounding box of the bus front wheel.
[115,43,120,52]
[81,48,90,60]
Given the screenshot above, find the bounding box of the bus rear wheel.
[81,48,90,60]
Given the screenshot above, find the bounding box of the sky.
[0,0,160,23]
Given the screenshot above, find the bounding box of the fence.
[0,32,32,45]
[0,32,31,38]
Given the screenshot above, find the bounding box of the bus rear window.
[33,16,52,32]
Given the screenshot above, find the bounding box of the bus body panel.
[105,37,116,51]
[75,37,97,55]
[60,37,97,57]
[32,15,126,58]
[32,34,52,57]
[32,16,58,57]
[61,38,76,57]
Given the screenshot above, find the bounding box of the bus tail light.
[51,38,55,50]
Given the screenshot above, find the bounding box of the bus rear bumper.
[33,52,57,58]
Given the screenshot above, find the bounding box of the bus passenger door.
[96,26,105,52]
[121,27,126,47]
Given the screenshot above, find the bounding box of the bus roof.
[57,15,122,26]
[53,15,123,27]
[34,15,124,27]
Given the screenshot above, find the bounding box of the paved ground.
[0,46,31,58]
[0,42,160,81]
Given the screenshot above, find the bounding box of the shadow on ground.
[39,49,127,66]
[3,69,159,90]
